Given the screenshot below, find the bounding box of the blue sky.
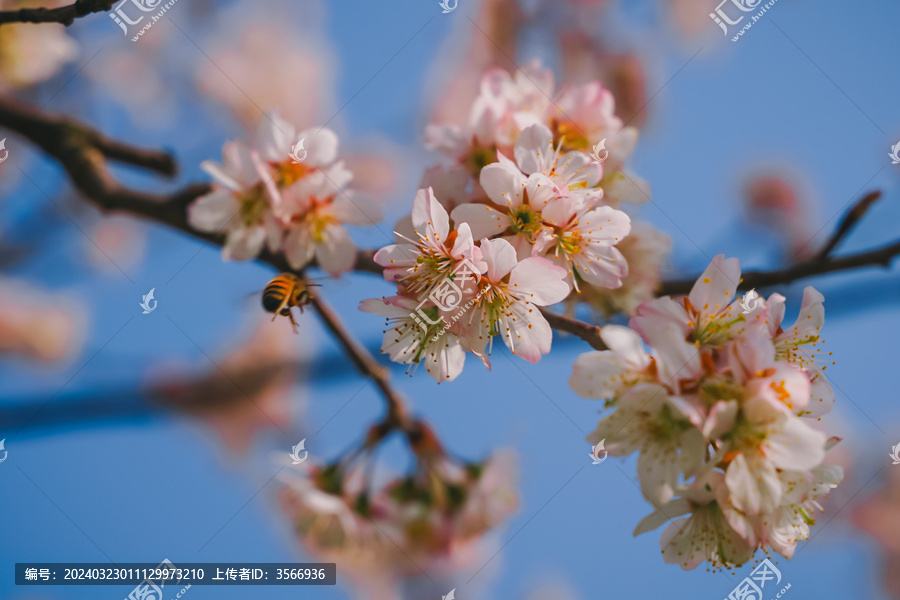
[1,0,899,598]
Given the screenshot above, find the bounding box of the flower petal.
[297,127,340,167]
[688,254,741,316]
[411,187,450,247]
[479,237,518,282]
[188,189,240,232]
[508,257,569,305]
[763,416,827,471]
[499,300,553,363]
[514,124,554,176]
[451,203,509,240]
[423,334,467,383]
[600,325,650,369]
[479,160,526,208]
[314,224,357,276]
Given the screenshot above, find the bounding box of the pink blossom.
[375,187,483,298]
[188,140,282,262]
[190,114,377,274]
[360,295,468,384]
[576,221,671,316]
[457,237,570,365]
[571,255,842,569]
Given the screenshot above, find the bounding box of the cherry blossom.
[190,114,377,273]
[576,221,671,316]
[375,187,483,299]
[426,61,639,192]
[0,278,85,364]
[450,124,631,288]
[634,472,756,570]
[188,140,282,261]
[360,295,468,384]
[277,438,518,598]
[570,255,843,569]
[764,287,835,418]
[534,198,631,291]
[425,60,555,173]
[457,237,570,365]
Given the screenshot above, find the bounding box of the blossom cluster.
[570,255,842,570]
[424,60,644,206]
[362,61,674,382]
[277,427,517,598]
[188,112,377,275]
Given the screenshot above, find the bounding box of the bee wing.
[242,289,266,307]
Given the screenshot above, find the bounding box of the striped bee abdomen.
[262,279,292,312]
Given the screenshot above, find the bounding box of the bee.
[262,273,318,333]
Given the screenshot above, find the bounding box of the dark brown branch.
[354,248,381,276]
[816,190,882,260]
[659,234,900,297]
[0,0,115,26]
[540,309,607,351]
[310,296,412,430]
[0,95,175,175]
[0,96,216,238]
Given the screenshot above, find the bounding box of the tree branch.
[816,190,882,260]
[310,296,413,430]
[659,232,900,297]
[0,0,114,26]
[540,309,607,351]
[0,95,204,225]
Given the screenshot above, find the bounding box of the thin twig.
[816,190,883,260]
[659,234,900,297]
[310,295,412,430]
[0,0,114,26]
